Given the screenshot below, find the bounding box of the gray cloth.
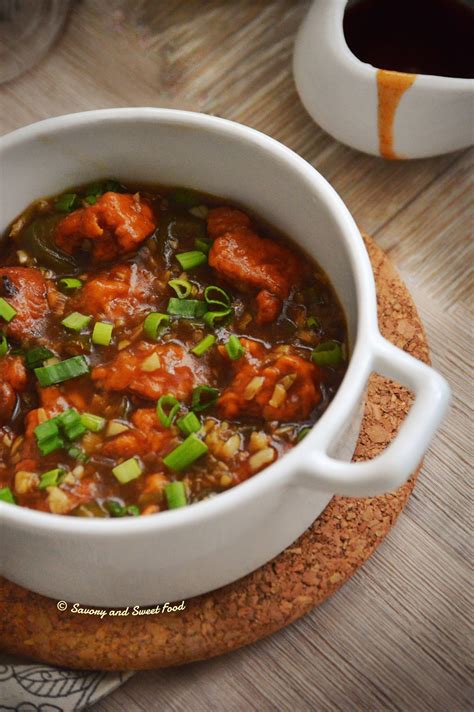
[0,654,133,711]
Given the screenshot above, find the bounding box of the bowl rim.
[0,107,377,534]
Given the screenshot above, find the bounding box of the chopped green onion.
[156,395,180,428]
[61,312,91,331]
[176,251,207,271]
[112,457,143,484]
[55,193,78,212]
[0,333,8,357]
[68,445,89,463]
[0,297,17,323]
[143,312,170,340]
[165,481,188,508]
[306,316,320,330]
[163,434,208,471]
[191,385,219,412]
[92,321,114,346]
[177,411,201,436]
[204,285,231,309]
[58,278,83,291]
[105,499,125,517]
[84,195,97,205]
[57,409,87,440]
[168,279,192,299]
[169,188,201,208]
[39,468,65,490]
[167,298,206,318]
[203,308,232,328]
[297,426,311,442]
[126,504,140,516]
[225,335,245,360]
[81,412,106,432]
[25,347,54,370]
[191,334,216,356]
[35,355,89,386]
[34,418,60,441]
[0,487,15,504]
[195,237,212,254]
[38,434,65,456]
[311,340,345,367]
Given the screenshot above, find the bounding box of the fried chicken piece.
[91,342,209,402]
[0,356,28,424]
[0,267,52,342]
[101,409,176,460]
[54,192,156,262]
[218,339,321,421]
[207,207,304,324]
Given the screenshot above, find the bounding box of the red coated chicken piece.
[91,342,208,402]
[101,408,176,460]
[207,208,304,324]
[70,264,159,322]
[0,267,52,342]
[218,339,321,421]
[54,192,156,262]
[0,356,28,424]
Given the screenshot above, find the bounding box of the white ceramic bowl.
[294,0,474,158]
[0,109,450,606]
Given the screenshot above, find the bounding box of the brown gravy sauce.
[376,70,416,159]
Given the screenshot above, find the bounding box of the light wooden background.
[1,2,472,711]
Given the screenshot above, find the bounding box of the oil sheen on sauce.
[344,0,474,159]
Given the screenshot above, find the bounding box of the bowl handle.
[301,336,451,497]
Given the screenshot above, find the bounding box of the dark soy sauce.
[344,0,474,79]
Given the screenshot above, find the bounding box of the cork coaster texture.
[0,236,429,670]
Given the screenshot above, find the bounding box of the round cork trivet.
[0,236,429,671]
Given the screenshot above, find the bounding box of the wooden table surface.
[1,2,471,711]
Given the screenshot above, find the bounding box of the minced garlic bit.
[249,447,275,472]
[47,486,72,514]
[244,376,265,400]
[15,470,39,494]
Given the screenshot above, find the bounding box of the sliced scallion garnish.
[297,426,311,442]
[163,434,208,472]
[165,481,188,508]
[191,334,216,356]
[112,457,143,484]
[203,308,232,328]
[54,193,78,212]
[61,312,91,332]
[176,251,207,271]
[177,411,201,436]
[306,316,320,330]
[225,335,245,360]
[81,412,106,432]
[168,279,192,299]
[191,385,219,412]
[311,340,344,367]
[0,297,17,323]
[167,298,207,318]
[195,237,212,254]
[39,468,65,490]
[156,395,180,428]
[25,346,54,370]
[58,278,83,291]
[56,409,87,440]
[204,285,231,309]
[92,321,114,346]
[35,355,89,387]
[0,486,16,504]
[0,333,8,357]
[143,312,170,340]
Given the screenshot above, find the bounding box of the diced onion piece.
[140,352,161,372]
[248,447,275,472]
[112,457,143,484]
[244,376,265,400]
[163,434,208,471]
[220,434,241,459]
[268,382,287,408]
[106,420,131,437]
[164,481,188,509]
